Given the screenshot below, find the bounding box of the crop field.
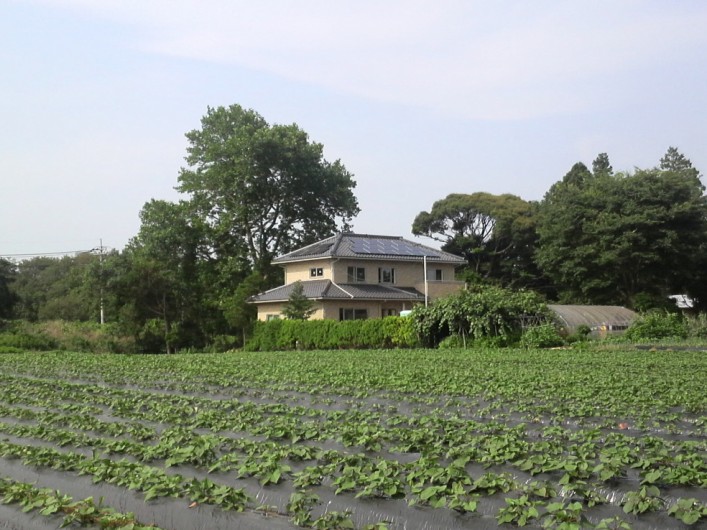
[0,347,705,530]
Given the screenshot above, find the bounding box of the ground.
[0,347,705,529]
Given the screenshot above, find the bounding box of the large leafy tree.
[113,200,219,353]
[412,192,544,288]
[177,105,360,276]
[536,149,707,308]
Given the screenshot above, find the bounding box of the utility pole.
[90,240,106,325]
[99,238,105,325]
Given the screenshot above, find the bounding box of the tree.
[536,151,707,307]
[116,199,215,353]
[222,271,267,345]
[592,153,613,177]
[561,162,593,187]
[412,192,544,288]
[0,259,17,319]
[281,281,315,320]
[10,255,97,322]
[660,146,701,180]
[177,105,360,276]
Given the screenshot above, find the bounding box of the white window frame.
[347,266,366,282]
[378,267,395,284]
[339,308,368,320]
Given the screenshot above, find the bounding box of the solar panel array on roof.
[349,237,435,257]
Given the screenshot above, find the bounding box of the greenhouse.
[548,305,638,336]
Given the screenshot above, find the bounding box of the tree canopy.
[177,104,360,274]
[535,148,707,308]
[412,192,542,288]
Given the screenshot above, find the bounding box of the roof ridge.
[330,232,346,255]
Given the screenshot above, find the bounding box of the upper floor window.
[347,266,366,282]
[378,267,395,284]
[310,267,323,278]
[427,268,443,281]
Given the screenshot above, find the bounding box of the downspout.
[330,258,354,298]
[423,255,429,307]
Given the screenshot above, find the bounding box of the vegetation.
[246,316,418,351]
[412,192,543,290]
[535,151,707,308]
[0,346,704,528]
[282,281,315,320]
[410,284,550,347]
[1,102,705,354]
[0,104,360,352]
[413,148,707,310]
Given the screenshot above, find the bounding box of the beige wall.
[258,300,423,321]
[415,280,466,301]
[284,259,331,283]
[322,300,416,320]
[330,259,457,287]
[256,302,325,321]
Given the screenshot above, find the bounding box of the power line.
[0,249,94,258]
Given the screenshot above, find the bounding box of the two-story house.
[250,233,466,321]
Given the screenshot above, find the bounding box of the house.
[250,233,466,321]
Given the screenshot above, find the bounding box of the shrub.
[685,313,707,339]
[625,311,688,341]
[410,285,550,347]
[245,316,419,351]
[0,320,134,353]
[438,335,464,349]
[0,332,57,351]
[520,324,565,349]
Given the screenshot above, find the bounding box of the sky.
[2,0,707,258]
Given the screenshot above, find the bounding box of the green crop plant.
[496,494,541,526]
[621,485,665,515]
[667,497,707,525]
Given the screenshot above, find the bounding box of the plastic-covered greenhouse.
[548,305,638,336]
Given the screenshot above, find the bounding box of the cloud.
[22,1,707,120]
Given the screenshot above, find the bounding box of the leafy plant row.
[0,475,161,529]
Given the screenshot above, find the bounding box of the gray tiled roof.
[250,280,425,303]
[272,233,465,264]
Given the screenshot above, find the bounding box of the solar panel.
[350,237,435,257]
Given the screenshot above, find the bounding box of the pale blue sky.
[2,1,706,257]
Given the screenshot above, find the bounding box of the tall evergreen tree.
[282,281,315,320]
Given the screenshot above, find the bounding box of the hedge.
[245,316,418,351]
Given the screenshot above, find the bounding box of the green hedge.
[245,316,418,351]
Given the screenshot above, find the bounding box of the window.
[339,308,368,320]
[382,308,398,317]
[427,268,443,281]
[347,266,366,282]
[310,267,323,278]
[266,314,280,321]
[378,267,395,284]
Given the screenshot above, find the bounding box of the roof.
[272,233,466,265]
[548,305,638,331]
[250,279,425,303]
